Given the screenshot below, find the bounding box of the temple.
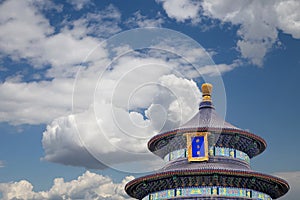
[125,83,289,199]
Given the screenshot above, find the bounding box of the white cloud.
[156,0,201,23]
[201,0,278,66]
[0,171,134,200]
[62,4,122,39]
[0,79,73,125]
[42,33,104,76]
[157,0,300,66]
[0,1,120,76]
[273,171,300,200]
[0,0,53,64]
[275,0,300,39]
[197,63,238,77]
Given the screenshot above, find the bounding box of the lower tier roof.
[125,169,289,199]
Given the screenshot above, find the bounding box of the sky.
[0,0,299,199]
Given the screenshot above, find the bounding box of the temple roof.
[125,83,289,200]
[180,100,238,130]
[125,168,289,199]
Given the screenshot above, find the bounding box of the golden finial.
[201,83,213,102]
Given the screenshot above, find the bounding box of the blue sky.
[0,0,299,199]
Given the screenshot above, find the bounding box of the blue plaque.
[191,136,205,157]
[186,132,209,162]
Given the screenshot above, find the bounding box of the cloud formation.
[0,0,228,172]
[0,171,134,200]
[157,0,300,66]
[42,73,202,172]
[39,29,228,172]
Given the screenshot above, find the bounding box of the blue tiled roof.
[180,101,239,130]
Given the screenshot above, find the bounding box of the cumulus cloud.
[157,0,300,66]
[0,171,134,200]
[275,0,300,38]
[42,72,202,171]
[273,171,300,200]
[156,0,201,23]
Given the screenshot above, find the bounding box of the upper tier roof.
[180,100,238,130]
[148,83,267,158]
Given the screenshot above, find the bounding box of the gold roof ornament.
[201,83,213,102]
